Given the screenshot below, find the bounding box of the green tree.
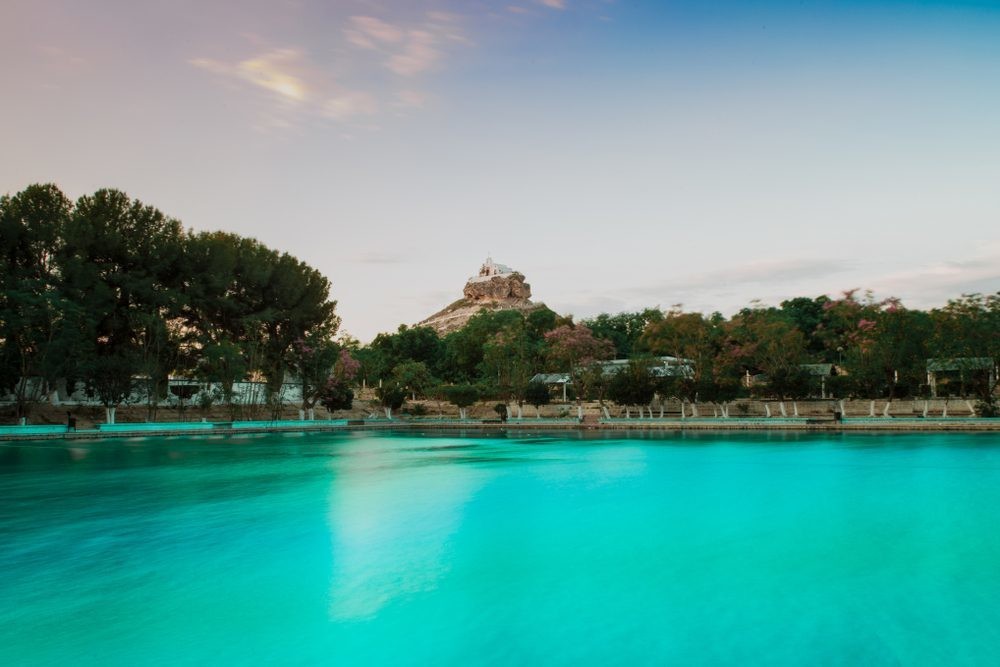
[391,360,435,400]
[441,384,480,420]
[582,309,663,358]
[525,381,551,418]
[0,184,74,419]
[376,385,406,419]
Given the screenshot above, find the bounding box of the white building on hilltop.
[468,257,515,283]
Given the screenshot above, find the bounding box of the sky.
[2,0,999,341]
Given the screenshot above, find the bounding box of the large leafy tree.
[0,184,74,418]
[60,189,187,419]
[544,323,614,415]
[582,308,663,359]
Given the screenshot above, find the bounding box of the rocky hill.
[417,258,541,335]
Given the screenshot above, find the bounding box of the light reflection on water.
[2,431,1000,665]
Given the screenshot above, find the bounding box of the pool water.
[2,431,999,665]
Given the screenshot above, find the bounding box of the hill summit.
[417,258,539,334]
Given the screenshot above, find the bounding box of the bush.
[404,403,428,416]
[975,399,999,418]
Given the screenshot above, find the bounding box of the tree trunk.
[923,400,929,418]
[965,400,975,416]
[764,403,771,418]
[299,409,306,420]
[602,405,611,420]
[792,402,799,417]
[942,401,948,418]
[308,408,315,421]
[691,403,699,417]
[384,407,392,419]
[869,400,876,417]
[882,401,891,418]
[779,401,787,417]
[679,401,686,419]
[577,404,583,421]
[535,406,541,418]
[106,406,116,424]
[839,399,846,417]
[625,406,631,419]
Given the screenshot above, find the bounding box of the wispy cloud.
[346,16,404,48]
[345,13,469,78]
[868,244,1000,307]
[190,48,377,125]
[190,2,603,130]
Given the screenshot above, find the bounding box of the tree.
[480,318,539,418]
[582,309,663,358]
[525,381,551,418]
[319,348,360,413]
[289,333,342,419]
[544,323,615,419]
[641,310,717,412]
[376,385,406,419]
[441,384,479,420]
[84,351,138,424]
[0,184,74,418]
[60,189,188,420]
[930,292,1000,414]
[391,360,434,400]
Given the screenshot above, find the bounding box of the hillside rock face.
[463,271,532,303]
[418,258,538,335]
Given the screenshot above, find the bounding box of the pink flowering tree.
[544,324,614,415]
[320,348,361,414]
[289,333,354,419]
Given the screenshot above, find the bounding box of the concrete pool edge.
[2,417,1000,441]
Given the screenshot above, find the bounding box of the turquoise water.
[2,431,1000,665]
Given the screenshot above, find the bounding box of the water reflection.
[326,440,491,620]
